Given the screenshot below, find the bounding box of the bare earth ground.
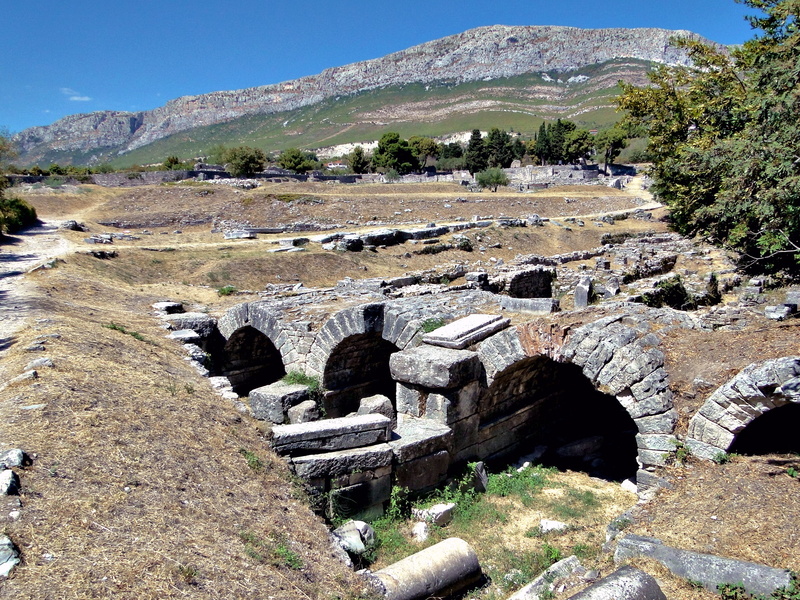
[1,179,798,599]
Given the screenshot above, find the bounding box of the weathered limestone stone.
[0,471,19,496]
[425,381,480,425]
[371,538,482,600]
[162,312,217,337]
[0,536,20,578]
[152,301,184,314]
[567,565,666,600]
[0,450,24,469]
[394,450,451,493]
[357,394,396,429]
[249,382,310,424]
[614,535,791,597]
[291,444,393,479]
[287,400,320,424]
[389,414,453,463]
[574,276,594,308]
[271,414,391,455]
[422,314,510,349]
[540,519,568,533]
[25,357,54,370]
[411,521,429,542]
[411,503,455,526]
[500,296,560,313]
[167,329,201,343]
[634,410,678,435]
[332,520,376,555]
[396,382,425,417]
[390,345,480,389]
[507,555,585,600]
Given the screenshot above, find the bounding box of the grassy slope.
[93,59,652,168]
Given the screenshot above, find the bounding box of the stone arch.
[477,355,639,480]
[478,315,678,471]
[686,357,800,460]
[217,302,299,383]
[219,326,286,395]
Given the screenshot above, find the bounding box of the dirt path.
[0,220,74,357]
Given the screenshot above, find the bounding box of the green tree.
[408,136,439,168]
[224,146,266,177]
[163,155,181,170]
[485,128,515,168]
[277,148,318,173]
[618,0,800,272]
[347,146,370,174]
[533,122,549,165]
[475,167,510,192]
[0,133,37,236]
[372,133,417,175]
[594,127,628,173]
[563,129,594,164]
[464,129,489,175]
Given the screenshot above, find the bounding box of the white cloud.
[60,87,92,102]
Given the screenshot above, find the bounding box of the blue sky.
[1,0,757,134]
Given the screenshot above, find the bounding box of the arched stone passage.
[322,333,400,418]
[687,357,800,460]
[476,356,639,480]
[478,316,679,472]
[220,326,286,395]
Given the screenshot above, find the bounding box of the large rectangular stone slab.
[422,314,510,349]
[272,414,391,455]
[249,382,310,424]
[291,443,393,479]
[389,414,453,463]
[394,450,451,492]
[390,345,480,389]
[614,534,792,597]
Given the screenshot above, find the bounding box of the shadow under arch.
[219,325,286,395]
[728,403,800,456]
[477,355,639,481]
[322,333,400,418]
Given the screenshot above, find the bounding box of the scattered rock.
[0,471,20,496]
[540,519,568,534]
[332,520,376,555]
[411,521,429,542]
[412,503,456,526]
[0,536,20,578]
[0,450,25,469]
[24,357,54,370]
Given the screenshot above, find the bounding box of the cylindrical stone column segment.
[372,537,482,600]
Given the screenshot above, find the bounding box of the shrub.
[217,285,238,296]
[0,195,38,234]
[282,371,321,394]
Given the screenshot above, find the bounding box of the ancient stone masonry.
[686,357,800,460]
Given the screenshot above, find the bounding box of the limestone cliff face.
[13,25,713,159]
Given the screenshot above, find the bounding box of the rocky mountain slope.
[13,25,716,165]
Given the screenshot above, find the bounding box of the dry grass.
[5,179,800,599]
[0,267,369,599]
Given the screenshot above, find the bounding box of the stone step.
[422,314,510,349]
[272,414,391,455]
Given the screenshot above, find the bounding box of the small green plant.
[217,285,238,296]
[282,371,321,394]
[669,439,692,465]
[455,236,474,252]
[420,317,446,333]
[238,448,264,471]
[788,467,799,479]
[686,578,705,590]
[184,383,195,396]
[713,451,738,464]
[718,582,749,600]
[440,276,451,285]
[541,543,562,565]
[176,564,199,584]
[103,322,151,344]
[273,542,303,569]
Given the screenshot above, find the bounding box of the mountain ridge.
[12,25,718,165]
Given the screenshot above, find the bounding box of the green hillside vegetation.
[99,59,651,168]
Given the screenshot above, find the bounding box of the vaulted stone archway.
[477,316,679,473]
[219,325,286,395]
[686,357,800,460]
